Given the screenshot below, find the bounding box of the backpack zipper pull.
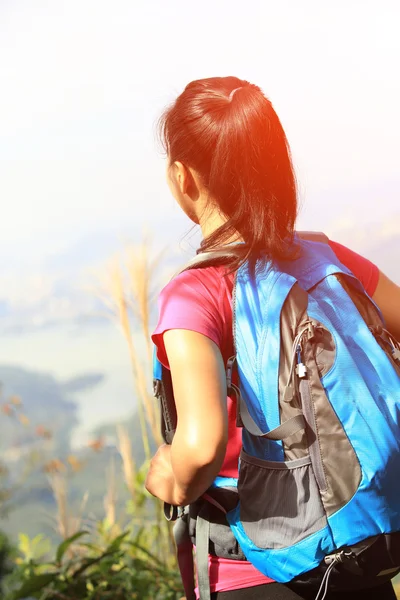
[295,344,308,379]
[373,327,400,364]
[284,331,309,402]
[392,347,400,363]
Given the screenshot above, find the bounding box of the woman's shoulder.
[159,264,234,303]
[153,265,234,366]
[328,239,379,297]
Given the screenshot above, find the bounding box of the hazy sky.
[1,0,399,261]
[0,0,399,442]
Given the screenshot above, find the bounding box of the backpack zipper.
[284,321,328,492]
[283,321,315,403]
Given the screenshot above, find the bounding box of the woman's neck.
[198,205,243,245]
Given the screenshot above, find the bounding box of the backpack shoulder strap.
[175,232,328,278]
[281,232,352,291]
[173,247,244,278]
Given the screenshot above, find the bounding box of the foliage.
[3,527,183,600]
[0,241,184,599]
[0,530,15,599]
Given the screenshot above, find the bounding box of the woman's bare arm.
[161,329,228,505]
[372,270,400,341]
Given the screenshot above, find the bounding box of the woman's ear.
[172,161,190,196]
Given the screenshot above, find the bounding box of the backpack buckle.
[226,356,236,389]
[306,320,317,340]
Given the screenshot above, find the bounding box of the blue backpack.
[153,233,400,599]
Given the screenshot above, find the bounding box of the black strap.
[154,365,177,444]
[164,503,178,521]
[174,247,243,277]
[154,368,180,524]
[176,231,329,279]
[173,511,196,600]
[196,504,212,600]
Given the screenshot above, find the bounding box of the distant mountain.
[0,365,136,542]
[61,373,105,394]
[0,366,103,455]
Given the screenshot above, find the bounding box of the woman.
[145,76,400,599]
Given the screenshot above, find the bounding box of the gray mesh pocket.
[239,451,327,549]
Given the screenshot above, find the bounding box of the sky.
[0,0,399,441]
[0,0,399,264]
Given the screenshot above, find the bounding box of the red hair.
[159,76,298,264]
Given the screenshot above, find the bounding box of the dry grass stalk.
[48,473,89,541]
[125,238,162,364]
[124,240,163,446]
[116,424,136,500]
[101,257,152,460]
[77,490,90,528]
[96,241,164,454]
[48,472,69,540]
[104,455,117,527]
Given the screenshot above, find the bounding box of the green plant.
[4,528,183,600]
[0,530,14,595]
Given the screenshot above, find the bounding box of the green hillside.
[0,366,145,544]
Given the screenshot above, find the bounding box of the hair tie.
[228,87,242,101]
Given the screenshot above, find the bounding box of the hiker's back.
[147,75,400,600]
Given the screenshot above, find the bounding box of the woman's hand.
[145,444,181,505]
